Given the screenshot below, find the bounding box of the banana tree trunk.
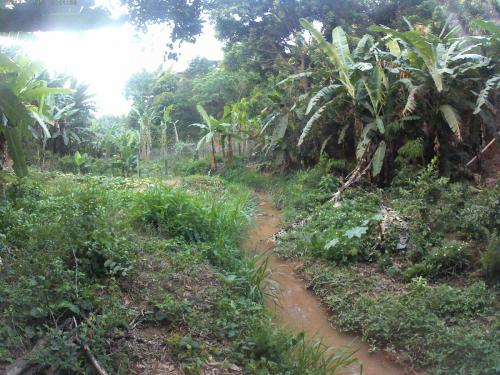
[210,137,217,171]
[227,135,233,162]
[173,122,180,143]
[0,131,6,171]
[221,137,226,159]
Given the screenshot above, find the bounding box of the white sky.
[0,19,223,116]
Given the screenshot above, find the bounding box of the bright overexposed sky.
[0,8,223,116]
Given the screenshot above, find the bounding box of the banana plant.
[221,104,247,162]
[191,104,232,171]
[159,105,177,176]
[131,106,156,162]
[371,23,493,174]
[300,19,391,177]
[259,87,307,168]
[471,19,500,116]
[0,52,70,176]
[74,150,89,174]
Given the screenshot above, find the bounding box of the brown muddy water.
[241,193,411,375]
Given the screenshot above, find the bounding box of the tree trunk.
[221,137,226,159]
[210,137,217,171]
[227,135,233,163]
[0,132,6,171]
[173,122,180,143]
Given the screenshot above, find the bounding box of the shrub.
[481,230,500,284]
[403,241,470,280]
[133,187,215,242]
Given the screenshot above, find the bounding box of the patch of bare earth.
[120,254,246,374]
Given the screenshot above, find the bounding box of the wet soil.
[242,193,410,375]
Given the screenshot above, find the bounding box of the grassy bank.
[270,162,499,374]
[0,171,352,374]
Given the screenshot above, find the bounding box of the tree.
[0,0,122,32]
[0,52,69,176]
[45,78,96,156]
[371,23,493,175]
[192,104,232,171]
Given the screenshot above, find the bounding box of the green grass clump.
[306,263,499,373]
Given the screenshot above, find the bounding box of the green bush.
[133,186,215,242]
[276,190,381,263]
[481,230,500,284]
[173,157,211,176]
[404,241,470,280]
[324,275,498,372]
[57,154,79,174]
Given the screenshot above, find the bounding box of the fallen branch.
[74,337,110,375]
[328,141,376,204]
[466,137,497,167]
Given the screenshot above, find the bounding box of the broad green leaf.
[301,19,355,98]
[364,65,386,114]
[472,19,500,39]
[196,104,212,127]
[299,101,331,146]
[0,83,32,127]
[324,238,339,250]
[352,62,373,71]
[375,118,384,134]
[356,137,371,160]
[277,71,312,86]
[0,52,18,72]
[345,226,368,239]
[439,104,462,140]
[338,124,350,144]
[370,26,443,92]
[372,141,386,177]
[353,34,374,58]
[474,75,500,115]
[331,26,353,66]
[19,86,71,102]
[74,150,83,166]
[306,84,341,115]
[272,114,289,144]
[386,39,401,57]
[29,110,51,138]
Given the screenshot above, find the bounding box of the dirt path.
[242,193,408,375]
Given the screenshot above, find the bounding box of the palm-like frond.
[472,19,500,40]
[372,141,386,177]
[306,84,341,115]
[277,71,312,86]
[298,101,331,146]
[474,75,500,115]
[301,19,355,98]
[439,104,462,140]
[196,104,213,127]
[398,79,423,115]
[371,26,443,92]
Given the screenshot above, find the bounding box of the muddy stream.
[242,193,409,375]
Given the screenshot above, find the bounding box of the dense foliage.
[1,1,499,374]
[272,162,499,374]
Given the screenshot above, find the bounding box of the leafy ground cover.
[0,171,350,374]
[272,162,500,374]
